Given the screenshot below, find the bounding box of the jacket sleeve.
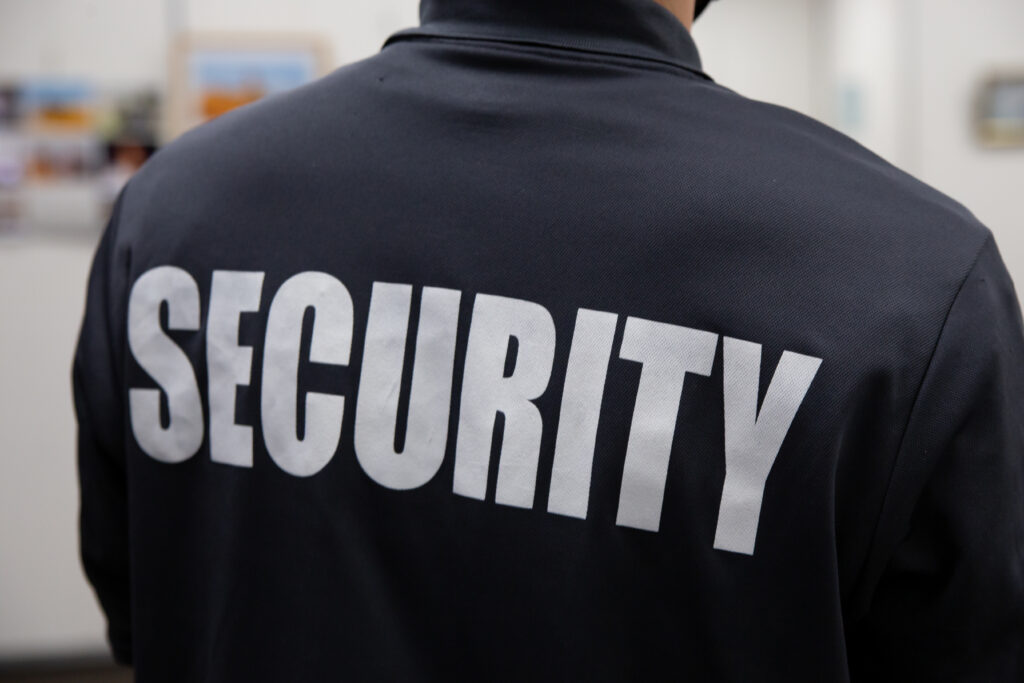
[848,234,1024,680]
[73,193,133,666]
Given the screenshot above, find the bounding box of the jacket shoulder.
[117,57,381,232]
[691,80,990,261]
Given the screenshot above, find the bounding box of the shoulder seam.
[848,228,994,615]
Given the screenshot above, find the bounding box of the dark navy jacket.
[74,0,1024,680]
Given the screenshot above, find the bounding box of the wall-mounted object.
[167,32,332,142]
[20,80,95,133]
[0,81,162,240]
[975,72,1024,149]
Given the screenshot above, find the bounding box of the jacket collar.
[386,0,708,80]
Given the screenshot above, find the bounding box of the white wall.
[823,0,1024,289]
[0,243,100,659]
[0,2,169,658]
[694,0,820,118]
[823,0,908,164]
[914,0,1024,286]
[0,0,167,86]
[183,0,419,69]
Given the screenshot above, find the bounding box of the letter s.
[127,266,204,463]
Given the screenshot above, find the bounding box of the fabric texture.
[74,0,1024,680]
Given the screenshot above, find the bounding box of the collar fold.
[387,0,707,79]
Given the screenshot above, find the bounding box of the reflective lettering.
[714,338,821,555]
[547,308,618,519]
[355,282,461,490]
[453,294,556,508]
[261,272,352,477]
[127,266,204,463]
[207,270,264,468]
[616,317,718,531]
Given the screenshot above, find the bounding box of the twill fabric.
[74,0,1024,680]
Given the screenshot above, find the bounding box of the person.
[74,0,1024,680]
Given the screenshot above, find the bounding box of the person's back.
[75,0,1024,680]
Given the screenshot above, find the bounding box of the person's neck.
[652,0,696,30]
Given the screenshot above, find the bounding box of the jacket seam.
[849,229,994,616]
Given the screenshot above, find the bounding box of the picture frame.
[167,32,332,141]
[975,71,1024,149]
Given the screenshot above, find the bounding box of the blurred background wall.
[0,0,1021,666]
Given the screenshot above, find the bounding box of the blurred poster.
[20,80,95,132]
[976,72,1024,149]
[0,80,161,240]
[168,33,332,139]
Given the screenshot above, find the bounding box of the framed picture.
[975,71,1024,149]
[167,32,332,141]
[19,80,95,133]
